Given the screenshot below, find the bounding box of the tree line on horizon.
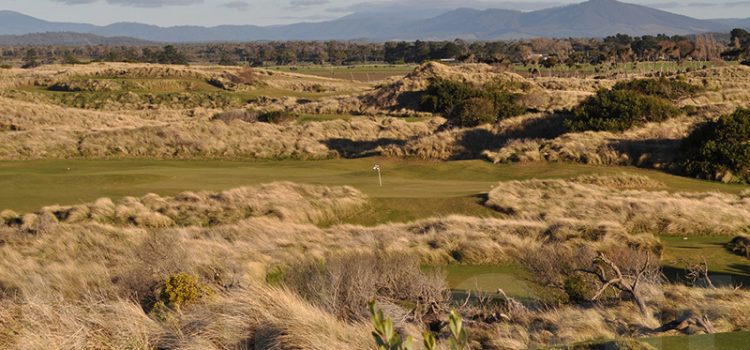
[3,29,750,69]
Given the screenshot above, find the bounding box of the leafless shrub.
[283,250,449,322]
[521,243,661,312]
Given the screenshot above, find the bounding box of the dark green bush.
[682,108,750,183]
[419,78,480,115]
[565,78,701,133]
[613,78,702,100]
[727,235,750,258]
[565,89,680,132]
[259,110,298,124]
[563,274,594,304]
[453,97,497,127]
[419,78,525,127]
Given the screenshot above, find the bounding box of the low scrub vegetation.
[283,251,448,321]
[612,77,702,100]
[211,109,299,124]
[682,108,750,183]
[565,78,701,133]
[727,235,750,258]
[419,78,526,127]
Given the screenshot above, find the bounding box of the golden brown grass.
[6,182,365,228]
[0,177,749,349]
[487,175,750,236]
[4,62,750,164]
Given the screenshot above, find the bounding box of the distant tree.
[21,48,40,69]
[540,55,559,69]
[218,51,237,66]
[62,51,81,65]
[157,45,188,65]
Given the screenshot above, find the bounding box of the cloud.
[277,14,338,21]
[288,0,330,7]
[329,0,563,13]
[51,0,98,4]
[222,0,249,11]
[648,1,750,9]
[725,1,750,7]
[107,0,203,7]
[51,0,203,7]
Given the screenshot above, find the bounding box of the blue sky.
[2,0,750,26]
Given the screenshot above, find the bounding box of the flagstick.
[373,164,382,187]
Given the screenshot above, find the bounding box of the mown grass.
[269,64,416,82]
[642,331,750,350]
[0,158,745,215]
[661,236,750,287]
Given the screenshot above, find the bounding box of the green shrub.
[259,110,298,124]
[564,274,594,304]
[682,108,750,183]
[419,78,480,115]
[565,78,701,133]
[154,272,212,311]
[565,89,680,132]
[369,303,467,350]
[727,235,750,258]
[419,78,525,127]
[613,78,702,100]
[453,97,497,127]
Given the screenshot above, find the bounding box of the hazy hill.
[0,0,745,43]
[0,32,153,46]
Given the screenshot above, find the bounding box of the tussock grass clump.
[486,175,750,236]
[210,109,261,123]
[15,182,366,227]
[570,173,665,190]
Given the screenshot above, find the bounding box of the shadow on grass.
[452,112,569,159]
[609,138,683,168]
[322,138,406,158]
[662,265,750,288]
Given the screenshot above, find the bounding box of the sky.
[2,0,750,27]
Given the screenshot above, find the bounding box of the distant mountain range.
[0,32,152,46]
[0,0,748,44]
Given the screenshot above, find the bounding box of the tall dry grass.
[5,182,366,228]
[486,175,750,236]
